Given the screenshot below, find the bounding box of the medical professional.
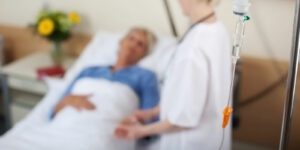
[115,0,232,149]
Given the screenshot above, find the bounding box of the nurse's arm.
[142,120,183,136]
[115,120,183,139]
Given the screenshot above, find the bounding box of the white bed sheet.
[0,78,138,150]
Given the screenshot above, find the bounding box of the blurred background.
[0,0,299,149]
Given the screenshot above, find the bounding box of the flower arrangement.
[34,10,81,42]
[32,10,81,66]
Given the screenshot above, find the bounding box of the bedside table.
[0,51,75,126]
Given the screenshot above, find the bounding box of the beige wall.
[0,0,296,60]
[0,0,173,35]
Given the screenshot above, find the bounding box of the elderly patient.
[0,28,160,150]
[52,27,160,119]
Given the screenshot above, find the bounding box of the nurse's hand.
[114,123,147,140]
[115,120,178,140]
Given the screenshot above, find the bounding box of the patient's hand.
[122,107,160,124]
[54,95,95,115]
[120,111,149,125]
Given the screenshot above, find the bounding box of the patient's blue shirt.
[62,65,160,111]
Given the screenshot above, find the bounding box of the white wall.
[0,0,296,60]
[169,0,295,60]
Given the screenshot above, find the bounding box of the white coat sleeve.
[164,54,209,128]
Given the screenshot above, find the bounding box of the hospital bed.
[0,31,176,150]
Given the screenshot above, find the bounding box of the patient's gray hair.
[127,27,157,55]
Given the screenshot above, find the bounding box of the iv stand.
[279,0,300,149]
[163,0,178,37]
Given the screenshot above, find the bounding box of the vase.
[50,41,64,66]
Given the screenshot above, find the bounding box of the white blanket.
[0,79,139,150]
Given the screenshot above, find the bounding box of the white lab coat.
[159,21,232,150]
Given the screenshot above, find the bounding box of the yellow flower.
[38,18,55,36]
[68,11,81,24]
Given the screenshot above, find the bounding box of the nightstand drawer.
[11,103,31,125]
[8,76,47,95]
[10,90,42,125]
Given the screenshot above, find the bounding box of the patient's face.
[119,30,149,64]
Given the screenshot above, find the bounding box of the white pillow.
[64,31,177,83]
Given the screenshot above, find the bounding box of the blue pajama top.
[50,65,160,120]
[63,65,160,110]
